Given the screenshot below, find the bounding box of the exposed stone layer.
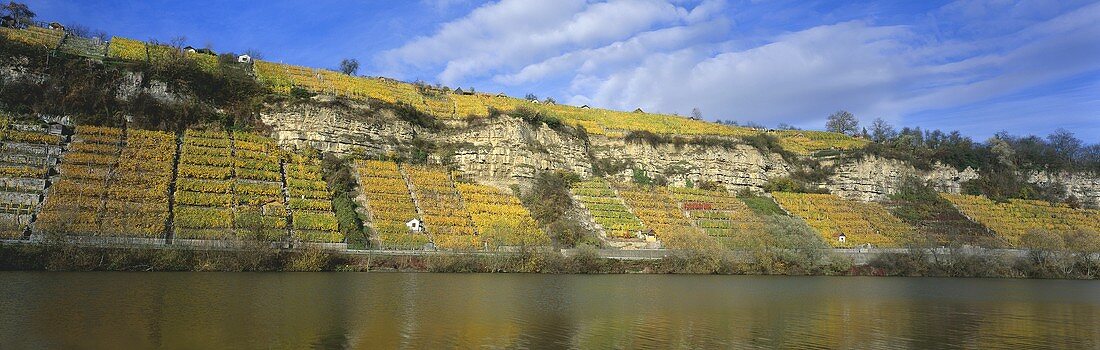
[258,98,1098,203]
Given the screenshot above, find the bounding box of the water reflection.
[0,273,1098,349]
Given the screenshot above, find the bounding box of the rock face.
[589,136,789,193]
[260,99,420,155]
[258,99,792,192]
[437,118,591,185]
[823,155,979,201]
[1028,171,1100,207]
[256,98,1098,202]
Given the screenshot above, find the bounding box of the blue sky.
[25,0,1100,141]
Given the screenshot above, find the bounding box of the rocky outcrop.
[590,137,789,193]
[823,155,979,201]
[437,118,591,185]
[260,98,420,155]
[258,99,792,191]
[1028,171,1100,206]
[254,97,1100,204]
[0,57,47,84]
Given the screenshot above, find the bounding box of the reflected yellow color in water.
[1,273,1099,349]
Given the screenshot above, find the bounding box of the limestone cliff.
[1028,171,1100,206]
[259,99,792,193]
[822,155,979,201]
[257,97,1097,204]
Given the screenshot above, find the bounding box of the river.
[0,272,1097,349]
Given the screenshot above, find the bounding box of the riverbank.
[1,242,1096,279]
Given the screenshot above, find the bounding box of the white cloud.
[382,0,724,85]
[382,0,1100,134]
[574,2,1100,127]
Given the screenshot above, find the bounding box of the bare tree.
[825,110,858,135]
[870,118,896,142]
[339,58,359,76]
[243,49,264,60]
[691,107,702,120]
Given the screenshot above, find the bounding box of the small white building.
[838,233,846,243]
[237,54,252,63]
[406,218,423,233]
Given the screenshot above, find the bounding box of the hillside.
[0,24,1098,255]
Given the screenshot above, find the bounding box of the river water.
[0,272,1097,349]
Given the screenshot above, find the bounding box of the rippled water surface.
[1,272,1098,349]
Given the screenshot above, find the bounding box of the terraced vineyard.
[771,130,869,155]
[669,187,767,248]
[255,61,429,106]
[108,36,180,64]
[173,130,237,239]
[99,129,175,237]
[174,130,290,241]
[285,153,341,243]
[944,194,1100,247]
[456,183,547,247]
[0,25,869,154]
[0,119,62,238]
[37,126,124,236]
[58,33,107,58]
[613,184,698,244]
[249,57,864,153]
[572,179,645,239]
[404,165,479,250]
[106,36,146,61]
[0,26,62,49]
[354,160,428,249]
[773,192,913,248]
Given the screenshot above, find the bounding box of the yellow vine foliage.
[772,192,912,248]
[944,194,1100,247]
[457,183,548,247]
[669,186,767,248]
[572,178,645,239]
[614,183,700,244]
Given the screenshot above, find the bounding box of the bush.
[762,177,827,194]
[522,170,589,247]
[290,86,314,99]
[512,106,563,130]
